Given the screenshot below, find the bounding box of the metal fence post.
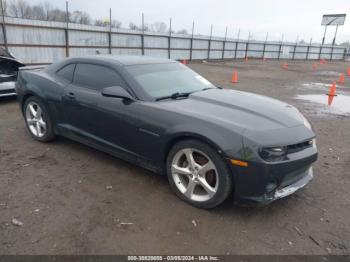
[345,42,350,61]
[262,32,268,60]
[0,0,8,51]
[208,24,213,60]
[318,45,323,61]
[234,29,240,60]
[234,41,237,59]
[292,35,298,60]
[292,43,296,60]
[108,8,112,54]
[330,46,334,61]
[65,1,69,57]
[141,13,145,56]
[343,47,347,61]
[306,38,312,60]
[277,34,284,60]
[222,26,227,60]
[190,21,194,60]
[245,32,250,60]
[168,18,171,59]
[318,37,324,61]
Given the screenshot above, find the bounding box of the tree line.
[0,0,188,33]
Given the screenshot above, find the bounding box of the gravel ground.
[0,60,349,255]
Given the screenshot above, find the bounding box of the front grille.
[287,140,313,154]
[279,166,310,188]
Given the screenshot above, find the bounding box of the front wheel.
[166,139,233,209]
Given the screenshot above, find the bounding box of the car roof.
[66,55,176,66]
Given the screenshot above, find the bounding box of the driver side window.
[73,63,127,91]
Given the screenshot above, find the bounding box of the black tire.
[23,96,56,142]
[166,139,233,209]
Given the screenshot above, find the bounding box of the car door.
[62,63,141,157]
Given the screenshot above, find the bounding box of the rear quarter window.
[56,64,75,82]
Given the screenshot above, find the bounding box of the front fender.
[163,122,245,160]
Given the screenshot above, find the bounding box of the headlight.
[259,146,288,162]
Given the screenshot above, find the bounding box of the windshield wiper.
[155,87,218,101]
[201,87,217,91]
[155,92,192,101]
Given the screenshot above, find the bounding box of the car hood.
[161,88,305,132]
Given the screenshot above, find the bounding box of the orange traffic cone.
[282,62,288,70]
[181,59,188,65]
[327,82,337,106]
[347,67,350,76]
[339,73,345,84]
[231,71,239,83]
[319,59,326,65]
[312,63,317,71]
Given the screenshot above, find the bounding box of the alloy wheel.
[25,101,47,138]
[171,148,219,202]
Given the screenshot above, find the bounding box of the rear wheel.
[166,139,232,209]
[24,96,55,142]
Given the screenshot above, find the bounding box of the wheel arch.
[21,93,35,114]
[163,133,227,168]
[21,91,49,114]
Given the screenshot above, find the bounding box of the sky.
[30,0,350,44]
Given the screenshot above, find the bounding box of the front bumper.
[274,167,313,200]
[0,82,16,97]
[229,147,318,206]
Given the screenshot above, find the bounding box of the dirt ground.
[0,60,349,255]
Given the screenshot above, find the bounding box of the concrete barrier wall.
[0,16,346,64]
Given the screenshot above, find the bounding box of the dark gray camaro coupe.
[16,55,317,208]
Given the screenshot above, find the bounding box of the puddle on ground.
[301,82,331,90]
[295,82,349,92]
[313,71,342,77]
[295,94,350,116]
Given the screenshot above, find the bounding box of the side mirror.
[101,86,135,101]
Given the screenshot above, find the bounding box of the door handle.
[66,92,75,99]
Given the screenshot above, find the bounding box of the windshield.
[126,62,216,99]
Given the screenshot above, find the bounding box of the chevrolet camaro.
[15,55,318,208]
